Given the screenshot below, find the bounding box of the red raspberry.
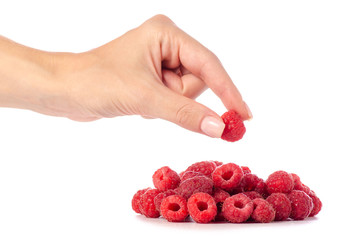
[241,166,251,174]
[266,171,294,194]
[242,191,263,200]
[180,171,204,181]
[213,188,231,221]
[222,193,254,223]
[184,161,217,178]
[291,173,311,195]
[213,188,231,203]
[131,187,151,214]
[213,160,224,167]
[139,188,161,218]
[160,195,188,222]
[152,166,180,191]
[255,180,269,198]
[266,193,292,221]
[154,189,176,212]
[251,198,275,223]
[187,192,217,223]
[288,190,313,220]
[221,110,246,142]
[212,163,244,191]
[176,175,213,199]
[240,173,262,192]
[308,190,322,217]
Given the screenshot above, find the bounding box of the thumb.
[150,88,225,138]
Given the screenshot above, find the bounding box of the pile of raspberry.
[132,161,322,223]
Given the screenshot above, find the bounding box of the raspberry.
[187,192,217,223]
[176,175,213,199]
[213,160,224,167]
[221,110,246,142]
[242,191,263,200]
[213,188,231,221]
[266,171,294,194]
[240,173,261,192]
[152,166,180,191]
[266,193,291,221]
[180,171,204,181]
[308,190,322,217]
[213,188,231,203]
[255,180,269,198]
[288,190,313,220]
[139,188,161,218]
[131,187,151,214]
[154,189,176,212]
[291,173,311,195]
[241,166,251,174]
[184,161,217,178]
[212,163,243,191]
[251,198,275,223]
[160,195,188,222]
[222,193,253,223]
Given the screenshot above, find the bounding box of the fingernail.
[244,102,253,120]
[201,116,225,138]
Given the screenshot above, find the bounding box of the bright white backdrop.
[0,1,338,239]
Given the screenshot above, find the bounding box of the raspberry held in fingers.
[221,110,246,142]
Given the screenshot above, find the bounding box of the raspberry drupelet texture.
[251,198,276,223]
[266,193,292,221]
[154,189,177,212]
[240,173,262,192]
[243,191,264,200]
[131,187,151,214]
[184,161,217,178]
[176,175,214,199]
[139,188,161,218]
[212,163,244,191]
[221,110,246,142]
[160,195,188,222]
[180,171,204,181]
[266,171,294,194]
[213,188,231,221]
[255,180,269,198]
[291,173,311,195]
[308,190,322,217]
[241,166,251,174]
[288,190,313,220]
[213,160,224,167]
[152,166,181,192]
[187,192,217,223]
[222,193,254,223]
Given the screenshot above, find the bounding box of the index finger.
[178,31,252,120]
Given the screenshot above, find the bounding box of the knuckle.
[142,14,176,34]
[149,14,174,25]
[175,103,195,126]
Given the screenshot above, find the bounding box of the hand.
[0,15,252,138]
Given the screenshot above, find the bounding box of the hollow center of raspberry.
[234,201,244,209]
[168,203,180,212]
[197,201,208,211]
[222,171,233,181]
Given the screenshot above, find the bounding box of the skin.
[0,15,252,138]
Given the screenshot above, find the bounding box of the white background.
[1,0,338,239]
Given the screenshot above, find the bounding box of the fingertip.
[201,115,225,138]
[243,101,253,121]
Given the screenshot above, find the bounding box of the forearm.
[0,36,80,118]
[0,36,55,109]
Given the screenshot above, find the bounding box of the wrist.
[0,36,88,119]
[0,38,58,112]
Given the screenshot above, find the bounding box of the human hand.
[0,15,252,138]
